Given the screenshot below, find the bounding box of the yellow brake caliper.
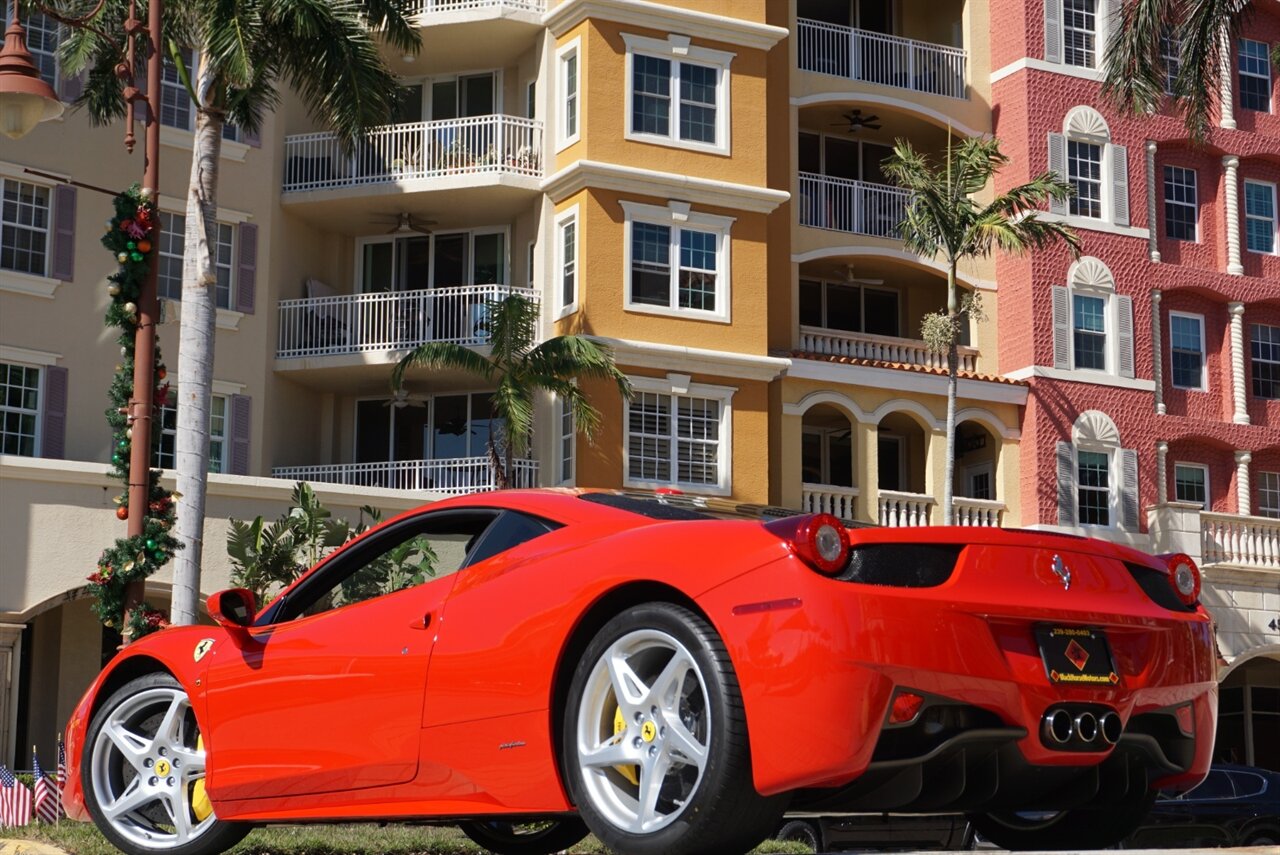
[612,706,640,786]
[190,735,213,821]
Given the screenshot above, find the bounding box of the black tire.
[966,787,1157,851]
[83,672,251,855]
[775,819,821,851]
[563,603,787,855]
[458,817,590,855]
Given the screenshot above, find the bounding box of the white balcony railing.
[408,0,543,14]
[802,483,860,520]
[796,18,968,99]
[953,497,1006,527]
[878,490,935,527]
[798,173,910,239]
[277,284,538,359]
[272,457,539,495]
[283,115,543,193]
[1201,511,1280,569]
[799,326,979,373]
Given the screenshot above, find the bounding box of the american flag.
[0,764,32,827]
[56,737,67,819]
[34,747,58,824]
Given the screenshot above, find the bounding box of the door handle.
[410,612,432,630]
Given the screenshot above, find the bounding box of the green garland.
[87,185,181,641]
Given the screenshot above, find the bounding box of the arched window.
[1049,107,1130,227]
[1056,410,1139,530]
[1050,257,1135,379]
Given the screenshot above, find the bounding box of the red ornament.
[120,218,134,232]
[116,505,129,520]
[157,366,167,380]
[135,207,155,233]
[149,499,167,513]
[137,239,152,254]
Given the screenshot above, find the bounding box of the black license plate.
[1036,626,1119,686]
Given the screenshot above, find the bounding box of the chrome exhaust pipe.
[1044,708,1074,744]
[1100,711,1122,745]
[1075,711,1099,744]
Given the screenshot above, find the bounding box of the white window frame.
[621,200,733,324]
[556,38,581,151]
[1067,138,1104,219]
[1244,179,1278,256]
[623,374,735,496]
[554,205,579,318]
[0,360,42,457]
[22,11,60,89]
[1173,461,1209,509]
[1060,0,1103,69]
[157,210,236,309]
[1238,38,1273,113]
[1251,323,1280,400]
[525,79,536,120]
[1076,443,1118,529]
[0,177,53,279]
[1162,165,1198,242]
[963,461,994,500]
[1259,471,1280,519]
[1071,290,1109,372]
[622,33,733,156]
[557,393,575,486]
[355,225,511,292]
[526,239,536,287]
[1169,311,1207,391]
[1160,31,1180,96]
[155,390,228,473]
[798,277,903,338]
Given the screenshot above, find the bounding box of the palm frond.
[391,342,493,390]
[539,378,605,440]
[199,0,259,91]
[491,375,535,457]
[526,336,633,400]
[1101,0,1176,118]
[485,294,541,369]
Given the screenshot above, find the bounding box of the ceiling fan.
[372,212,437,235]
[843,264,884,285]
[383,388,427,409]
[831,109,882,133]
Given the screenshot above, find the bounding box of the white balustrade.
[408,0,542,14]
[272,457,539,495]
[952,497,1006,527]
[1201,511,1280,569]
[802,483,860,520]
[277,284,537,358]
[799,326,979,372]
[798,172,911,239]
[797,18,968,99]
[283,115,543,192]
[878,490,935,527]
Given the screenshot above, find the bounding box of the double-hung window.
[1163,166,1197,241]
[1245,180,1277,255]
[160,48,240,140]
[1,179,51,277]
[1260,471,1280,519]
[1174,462,1208,508]
[626,382,732,493]
[156,393,228,472]
[1073,294,1107,371]
[1068,140,1103,218]
[24,12,60,88]
[555,207,577,315]
[1252,323,1280,400]
[557,396,574,485]
[1077,449,1110,526]
[624,35,732,154]
[1239,39,1272,113]
[624,201,732,322]
[1160,32,1180,95]
[0,362,41,456]
[1169,312,1205,390]
[557,40,579,149]
[1062,0,1098,68]
[157,211,236,308]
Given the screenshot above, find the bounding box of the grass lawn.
[14,821,811,855]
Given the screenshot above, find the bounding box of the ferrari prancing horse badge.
[194,638,215,662]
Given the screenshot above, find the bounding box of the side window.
[465,510,559,566]
[276,510,499,621]
[1186,770,1235,801]
[1227,771,1266,799]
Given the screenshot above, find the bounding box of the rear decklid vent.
[838,544,964,587]
[1124,562,1198,613]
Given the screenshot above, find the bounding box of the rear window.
[579,490,872,525]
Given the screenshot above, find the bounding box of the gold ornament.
[108,284,121,297]
[124,302,137,314]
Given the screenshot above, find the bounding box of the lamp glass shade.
[0,89,61,139]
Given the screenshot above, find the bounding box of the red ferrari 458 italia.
[62,489,1217,855]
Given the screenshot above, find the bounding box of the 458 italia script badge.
[1051,555,1071,590]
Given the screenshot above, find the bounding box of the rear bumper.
[697,552,1217,803]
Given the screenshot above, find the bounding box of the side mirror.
[207,588,256,636]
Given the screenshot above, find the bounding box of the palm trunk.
[488,433,508,490]
[171,58,222,625]
[942,261,958,526]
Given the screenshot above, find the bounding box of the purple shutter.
[242,125,261,148]
[235,223,257,314]
[51,184,76,281]
[229,394,251,475]
[41,366,68,459]
[136,63,150,124]
[59,72,84,103]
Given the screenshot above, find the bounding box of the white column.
[1146,141,1161,262]
[1152,289,1166,414]
[1156,441,1169,504]
[1236,450,1252,516]
[1220,26,1236,130]
[1224,156,1244,275]
[1229,301,1250,425]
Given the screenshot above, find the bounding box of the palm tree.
[883,135,1081,525]
[1103,0,1275,140]
[64,0,420,624]
[391,294,633,488]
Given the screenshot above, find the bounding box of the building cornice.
[544,0,788,51]
[590,336,789,382]
[991,57,1107,85]
[787,358,1029,406]
[543,160,789,213]
[1004,365,1157,392]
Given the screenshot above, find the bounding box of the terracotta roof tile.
[786,350,1027,386]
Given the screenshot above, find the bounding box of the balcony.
[798,173,909,239]
[796,18,967,100]
[272,457,539,495]
[283,115,543,194]
[408,0,542,14]
[799,326,978,372]
[1202,512,1280,570]
[276,284,538,359]
[876,490,1005,527]
[802,483,860,520]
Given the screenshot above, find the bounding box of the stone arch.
[784,390,867,423]
[791,92,984,139]
[791,246,996,291]
[954,407,1020,441]
[869,399,941,433]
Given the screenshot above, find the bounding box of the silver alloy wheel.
[90,685,216,850]
[574,628,711,834]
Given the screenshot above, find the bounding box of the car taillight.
[1162,553,1201,606]
[766,513,850,575]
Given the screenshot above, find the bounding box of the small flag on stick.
[34,746,59,824]
[0,764,33,827]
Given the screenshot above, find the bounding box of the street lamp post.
[0,0,163,641]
